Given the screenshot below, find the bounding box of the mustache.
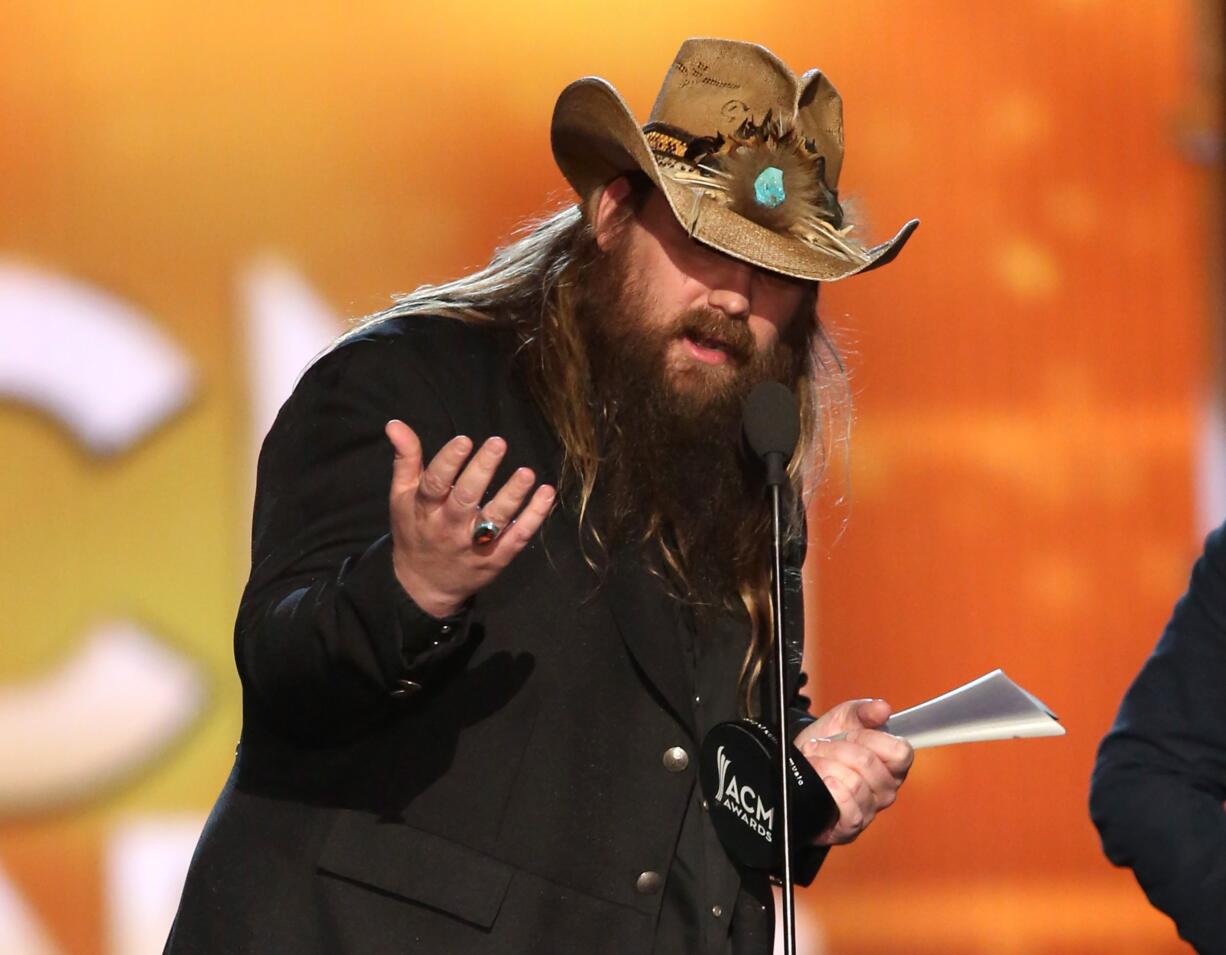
[673,308,756,364]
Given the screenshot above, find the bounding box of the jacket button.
[662,746,689,772]
[635,871,662,894]
[390,679,423,699]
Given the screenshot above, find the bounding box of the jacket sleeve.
[784,564,816,738]
[234,334,473,738]
[1089,522,1226,954]
[781,517,831,886]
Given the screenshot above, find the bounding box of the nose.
[706,259,752,319]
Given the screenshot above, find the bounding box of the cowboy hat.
[551,37,918,281]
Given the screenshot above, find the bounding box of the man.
[167,38,918,953]
[1090,520,1226,954]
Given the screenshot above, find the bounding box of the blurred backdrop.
[1,2,1223,953]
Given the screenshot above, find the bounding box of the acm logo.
[0,258,338,953]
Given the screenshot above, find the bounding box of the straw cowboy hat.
[551,37,918,281]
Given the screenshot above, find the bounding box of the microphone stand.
[764,456,797,955]
[742,380,806,955]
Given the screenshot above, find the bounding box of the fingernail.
[486,436,507,453]
[541,487,556,501]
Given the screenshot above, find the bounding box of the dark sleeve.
[234,334,473,739]
[784,562,816,738]
[781,519,831,886]
[1089,522,1226,954]
[782,510,815,737]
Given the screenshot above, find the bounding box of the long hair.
[345,181,850,713]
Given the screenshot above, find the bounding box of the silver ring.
[471,514,500,545]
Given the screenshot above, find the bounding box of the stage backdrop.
[1,2,1221,953]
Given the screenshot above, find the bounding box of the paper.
[882,669,1065,750]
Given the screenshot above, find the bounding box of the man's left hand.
[795,699,914,846]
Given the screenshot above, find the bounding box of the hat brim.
[551,76,918,282]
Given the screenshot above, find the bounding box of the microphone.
[742,380,800,487]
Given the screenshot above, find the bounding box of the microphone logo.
[714,745,774,841]
[716,745,731,800]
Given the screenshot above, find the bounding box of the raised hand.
[795,699,914,846]
[384,420,556,618]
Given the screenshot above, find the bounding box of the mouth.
[682,332,739,366]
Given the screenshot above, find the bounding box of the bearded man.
[166,38,918,954]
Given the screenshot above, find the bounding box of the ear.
[592,174,636,251]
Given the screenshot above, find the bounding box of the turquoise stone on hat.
[753,166,786,208]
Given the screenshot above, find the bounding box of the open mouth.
[682,332,742,366]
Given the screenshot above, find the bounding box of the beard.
[574,240,812,604]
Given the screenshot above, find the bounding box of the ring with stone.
[471,513,501,545]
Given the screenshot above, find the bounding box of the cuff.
[787,708,817,743]
[791,844,830,886]
[357,534,474,700]
[770,844,830,888]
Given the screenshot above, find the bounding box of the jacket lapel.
[602,551,698,742]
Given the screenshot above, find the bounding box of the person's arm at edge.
[1090,522,1226,954]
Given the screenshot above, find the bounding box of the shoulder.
[1188,520,1226,629]
[259,316,515,474]
[270,311,551,469]
[1200,521,1226,569]
[314,313,512,373]
[337,312,512,353]
[296,314,516,398]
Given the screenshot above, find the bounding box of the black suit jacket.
[166,316,821,954]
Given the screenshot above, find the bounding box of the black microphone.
[742,380,800,487]
[699,383,837,898]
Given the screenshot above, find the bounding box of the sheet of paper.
[882,669,1065,750]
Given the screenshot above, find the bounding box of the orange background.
[0,2,1221,953]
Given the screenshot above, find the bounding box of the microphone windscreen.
[743,382,800,464]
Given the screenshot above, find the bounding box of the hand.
[384,420,556,617]
[794,699,914,846]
